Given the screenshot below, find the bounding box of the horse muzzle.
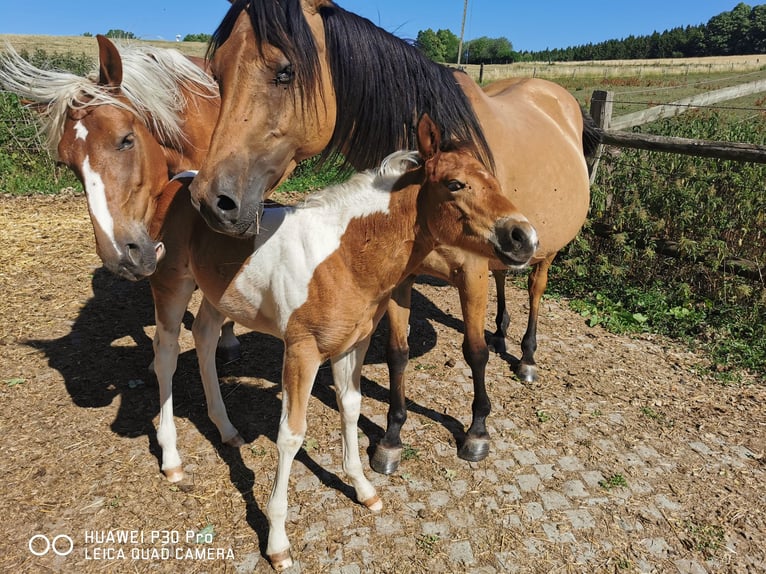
[492,218,538,269]
[107,240,165,281]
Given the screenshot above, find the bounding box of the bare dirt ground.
[0,192,764,574]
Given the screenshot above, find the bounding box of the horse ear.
[96,34,123,87]
[417,113,442,168]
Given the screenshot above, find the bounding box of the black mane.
[209,0,494,172]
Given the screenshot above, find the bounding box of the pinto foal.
[143,115,537,569]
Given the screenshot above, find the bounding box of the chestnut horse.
[108,115,536,569]
[0,35,241,360]
[190,0,600,473]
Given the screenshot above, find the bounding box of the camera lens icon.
[28,534,74,556]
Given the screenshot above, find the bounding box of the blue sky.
[0,1,749,52]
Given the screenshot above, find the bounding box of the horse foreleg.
[489,269,510,353]
[517,253,555,383]
[192,299,244,447]
[371,276,415,475]
[455,260,492,463]
[151,277,197,482]
[331,337,382,511]
[266,341,321,571]
[216,319,241,363]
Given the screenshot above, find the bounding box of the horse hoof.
[458,437,490,462]
[370,445,402,475]
[268,549,293,571]
[224,433,245,448]
[216,345,241,364]
[163,466,184,483]
[516,363,538,383]
[362,494,383,512]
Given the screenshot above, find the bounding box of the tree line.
[416,2,766,64]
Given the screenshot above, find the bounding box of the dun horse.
[190,0,600,473]
[0,35,241,360]
[97,115,536,569]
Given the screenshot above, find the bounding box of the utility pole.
[457,0,468,67]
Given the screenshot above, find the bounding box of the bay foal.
[140,115,536,569]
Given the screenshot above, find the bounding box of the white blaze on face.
[81,155,120,256]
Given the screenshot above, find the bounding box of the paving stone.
[374,515,402,536]
[502,513,522,529]
[540,490,571,510]
[328,507,354,529]
[558,455,585,471]
[517,473,541,493]
[421,521,451,538]
[563,479,589,498]
[447,508,476,528]
[640,537,672,559]
[674,559,708,574]
[523,501,544,521]
[449,540,476,566]
[429,490,450,508]
[581,470,606,488]
[655,494,681,512]
[542,522,576,543]
[689,441,714,456]
[450,479,469,497]
[343,528,372,551]
[534,463,556,480]
[565,509,596,530]
[514,450,541,465]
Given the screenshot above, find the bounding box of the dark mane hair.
[208,0,494,172]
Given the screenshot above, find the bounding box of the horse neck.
[339,173,436,285]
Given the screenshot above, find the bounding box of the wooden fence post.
[587,90,613,183]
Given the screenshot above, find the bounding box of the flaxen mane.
[0,42,218,156]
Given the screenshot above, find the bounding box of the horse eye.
[119,133,135,151]
[274,64,294,86]
[446,179,465,192]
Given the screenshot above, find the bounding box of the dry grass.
[0,34,208,59]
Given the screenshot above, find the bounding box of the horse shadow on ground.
[25,267,509,555]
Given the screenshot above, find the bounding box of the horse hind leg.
[488,269,510,354]
[517,253,555,383]
[331,336,382,511]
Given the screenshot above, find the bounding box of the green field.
[1,37,764,383]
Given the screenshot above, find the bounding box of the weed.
[599,473,628,490]
[249,445,267,457]
[685,520,725,557]
[416,534,440,555]
[536,410,551,423]
[401,444,420,461]
[302,437,319,453]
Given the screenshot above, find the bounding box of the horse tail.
[580,106,603,160]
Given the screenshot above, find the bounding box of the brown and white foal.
[115,114,537,570]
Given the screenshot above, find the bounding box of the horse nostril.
[125,243,142,265]
[216,194,238,213]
